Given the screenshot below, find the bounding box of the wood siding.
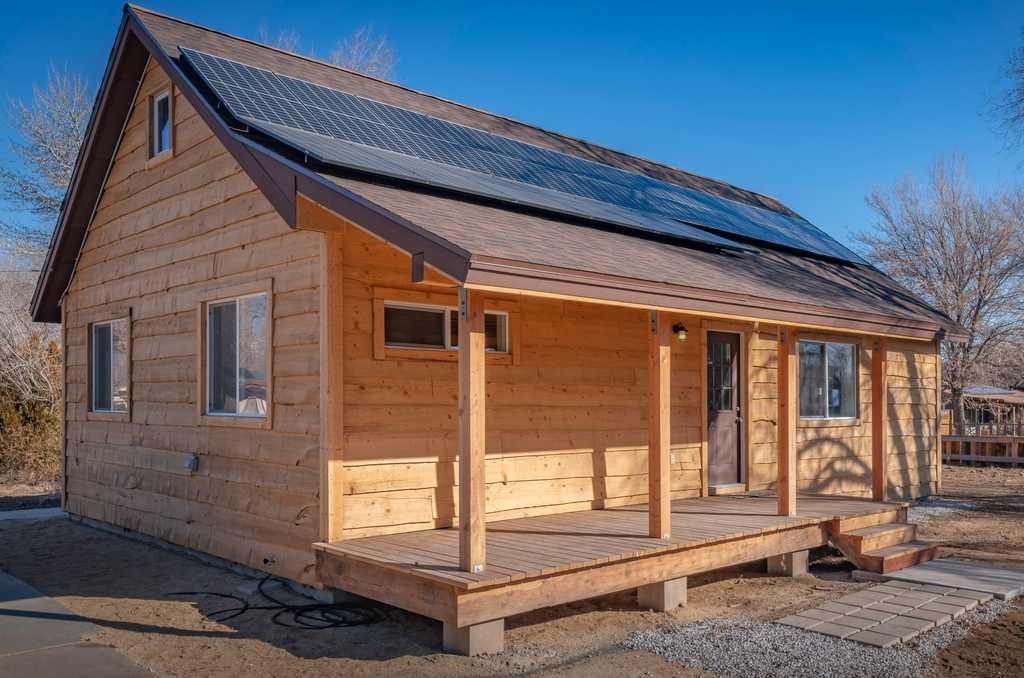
[341,224,706,538]
[746,333,937,500]
[795,336,874,497]
[62,61,322,584]
[886,339,940,499]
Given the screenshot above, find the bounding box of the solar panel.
[179,47,865,264]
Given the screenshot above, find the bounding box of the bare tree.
[0,64,88,436]
[256,23,397,79]
[327,26,396,79]
[970,339,1024,390]
[998,28,1024,148]
[258,25,302,52]
[0,266,60,411]
[0,65,91,224]
[857,155,1024,433]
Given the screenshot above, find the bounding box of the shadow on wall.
[889,350,936,500]
[798,436,871,498]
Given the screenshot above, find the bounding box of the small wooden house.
[32,6,966,654]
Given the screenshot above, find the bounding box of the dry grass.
[0,392,60,482]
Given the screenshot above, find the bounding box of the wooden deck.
[314,493,908,635]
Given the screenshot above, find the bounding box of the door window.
[709,340,734,411]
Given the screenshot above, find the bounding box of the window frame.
[86,310,132,421]
[147,87,174,162]
[196,279,273,429]
[372,287,519,365]
[798,338,860,422]
[382,300,509,354]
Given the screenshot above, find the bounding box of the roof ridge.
[125,3,788,214]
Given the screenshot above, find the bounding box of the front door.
[707,331,742,486]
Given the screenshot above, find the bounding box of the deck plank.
[316,494,905,590]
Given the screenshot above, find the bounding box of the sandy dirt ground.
[0,465,1020,677]
[0,478,59,510]
[917,466,1024,677]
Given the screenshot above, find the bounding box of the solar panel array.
[180,46,865,264]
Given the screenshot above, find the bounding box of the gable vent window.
[383,302,508,353]
[90,318,130,413]
[149,89,172,158]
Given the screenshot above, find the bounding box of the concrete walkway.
[0,507,65,521]
[0,570,149,677]
[777,580,991,647]
[883,559,1024,600]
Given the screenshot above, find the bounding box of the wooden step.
[858,541,939,574]
[834,507,906,533]
[840,523,918,552]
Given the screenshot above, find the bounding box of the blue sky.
[1,1,1022,246]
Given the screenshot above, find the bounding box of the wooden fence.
[942,435,1024,466]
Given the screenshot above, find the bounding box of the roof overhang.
[465,257,954,342]
[30,12,147,322]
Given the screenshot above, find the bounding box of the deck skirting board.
[452,523,826,626]
[315,519,831,627]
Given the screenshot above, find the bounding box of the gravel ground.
[624,599,1012,678]
[908,497,977,521]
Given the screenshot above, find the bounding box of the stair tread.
[862,541,937,559]
[844,523,915,538]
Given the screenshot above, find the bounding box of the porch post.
[871,337,888,501]
[777,325,797,516]
[318,230,345,542]
[648,311,671,539]
[459,287,486,573]
[934,336,943,494]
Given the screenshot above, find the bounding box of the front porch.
[303,200,945,654]
[314,493,916,654]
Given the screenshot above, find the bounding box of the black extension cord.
[168,574,386,629]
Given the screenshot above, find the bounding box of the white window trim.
[150,89,171,158]
[205,292,268,418]
[799,339,859,421]
[382,300,509,353]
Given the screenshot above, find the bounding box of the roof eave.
[30,12,147,322]
[464,256,965,343]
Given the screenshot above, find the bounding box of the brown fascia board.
[465,256,962,342]
[30,13,148,322]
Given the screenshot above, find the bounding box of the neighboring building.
[32,6,965,654]
[943,386,1024,436]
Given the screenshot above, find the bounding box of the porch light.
[672,323,688,342]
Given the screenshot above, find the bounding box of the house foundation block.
[637,576,688,611]
[767,550,809,576]
[442,618,504,655]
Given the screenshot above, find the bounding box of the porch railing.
[942,435,1024,465]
